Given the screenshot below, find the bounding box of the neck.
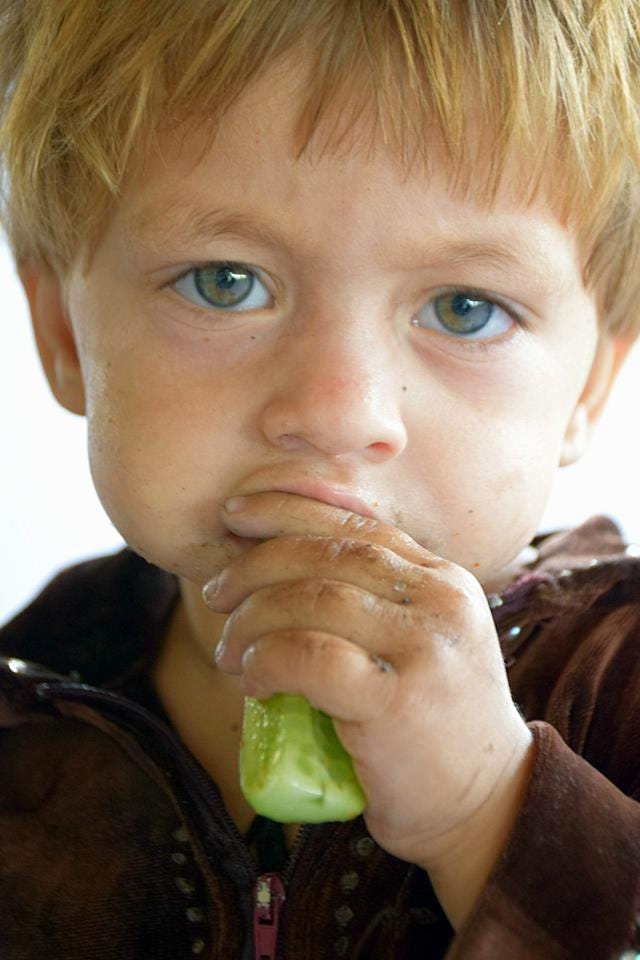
[151,589,258,834]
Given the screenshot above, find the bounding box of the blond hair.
[0,0,639,337]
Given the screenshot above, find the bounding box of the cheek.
[79,338,248,571]
[402,379,572,569]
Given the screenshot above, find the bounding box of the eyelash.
[167,262,528,353]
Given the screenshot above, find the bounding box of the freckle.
[472,562,480,568]
[402,385,407,391]
[230,722,240,733]
[484,742,495,754]
[250,335,256,340]
[468,509,474,514]
[202,336,210,342]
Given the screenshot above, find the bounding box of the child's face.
[34,59,622,595]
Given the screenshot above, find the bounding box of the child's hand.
[204,492,533,922]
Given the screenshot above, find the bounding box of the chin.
[127,531,263,584]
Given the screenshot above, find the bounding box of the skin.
[19,55,633,930]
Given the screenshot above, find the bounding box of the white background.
[2,238,639,626]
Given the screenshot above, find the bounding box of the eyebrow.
[126,202,558,286]
[128,205,286,252]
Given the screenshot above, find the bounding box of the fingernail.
[224,496,246,513]
[241,643,257,669]
[214,640,225,663]
[203,577,223,604]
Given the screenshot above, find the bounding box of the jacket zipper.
[254,872,286,960]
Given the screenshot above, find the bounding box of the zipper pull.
[254,872,286,960]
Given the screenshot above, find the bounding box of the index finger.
[221,491,441,567]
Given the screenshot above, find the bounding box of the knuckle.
[250,577,347,615]
[455,567,486,605]
[450,576,476,606]
[437,572,487,635]
[318,538,348,562]
[338,511,380,537]
[347,539,383,562]
[318,536,381,563]
[294,630,341,673]
[297,578,342,611]
[432,563,481,606]
[398,602,421,632]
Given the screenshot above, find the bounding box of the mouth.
[222,476,380,552]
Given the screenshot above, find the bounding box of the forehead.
[129,50,562,213]
[116,74,580,302]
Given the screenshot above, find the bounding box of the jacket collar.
[489,515,640,657]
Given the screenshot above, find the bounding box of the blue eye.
[172,262,272,311]
[413,291,514,340]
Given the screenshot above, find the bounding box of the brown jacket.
[1,514,640,959]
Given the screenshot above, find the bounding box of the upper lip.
[236,473,380,520]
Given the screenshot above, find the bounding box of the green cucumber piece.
[239,693,366,823]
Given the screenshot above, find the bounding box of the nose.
[259,314,408,461]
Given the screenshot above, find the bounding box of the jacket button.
[339,871,360,893]
[175,877,195,896]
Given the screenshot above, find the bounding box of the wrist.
[424,725,535,931]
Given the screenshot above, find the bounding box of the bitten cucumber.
[239,693,366,823]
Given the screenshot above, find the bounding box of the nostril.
[367,441,394,461]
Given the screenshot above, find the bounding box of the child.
[1,0,639,956]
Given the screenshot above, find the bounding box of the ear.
[559,332,634,467]
[17,261,86,416]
